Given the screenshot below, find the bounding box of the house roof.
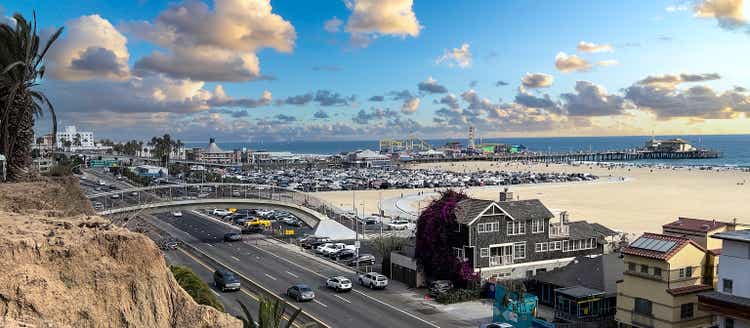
[663,217,729,233]
[710,229,750,243]
[622,232,705,261]
[556,286,606,299]
[569,221,609,239]
[533,253,623,295]
[667,284,713,296]
[589,222,619,237]
[496,199,553,222]
[454,199,495,224]
[205,140,229,153]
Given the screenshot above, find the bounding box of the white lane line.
[207,243,216,247]
[286,271,299,278]
[231,256,240,261]
[246,243,440,328]
[313,299,328,308]
[211,289,220,297]
[333,294,351,304]
[264,273,277,281]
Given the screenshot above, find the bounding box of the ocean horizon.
[185,134,750,167]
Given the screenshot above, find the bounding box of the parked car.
[241,226,264,234]
[212,209,232,217]
[245,218,271,228]
[320,243,347,256]
[172,210,183,217]
[223,232,242,242]
[281,217,302,227]
[358,272,388,289]
[364,216,380,225]
[315,243,334,254]
[428,280,453,297]
[92,201,104,210]
[213,269,240,292]
[302,237,331,249]
[387,219,410,230]
[332,248,356,261]
[110,194,120,199]
[129,191,138,197]
[325,276,352,292]
[348,254,376,266]
[286,284,315,302]
[98,179,106,186]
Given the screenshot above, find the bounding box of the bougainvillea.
[415,189,478,285]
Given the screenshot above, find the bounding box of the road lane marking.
[264,273,277,281]
[333,294,351,304]
[231,256,240,261]
[211,289,220,297]
[286,271,299,278]
[313,299,328,308]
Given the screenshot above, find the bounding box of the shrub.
[435,288,481,304]
[170,265,224,311]
[46,164,72,177]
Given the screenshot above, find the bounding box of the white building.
[698,230,750,328]
[137,144,186,160]
[56,126,94,150]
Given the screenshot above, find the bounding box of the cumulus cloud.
[208,85,273,108]
[344,0,421,47]
[353,107,400,124]
[313,110,330,119]
[521,73,554,88]
[124,0,296,81]
[276,90,355,107]
[495,80,509,87]
[401,97,420,114]
[48,15,130,81]
[368,95,385,102]
[597,59,619,67]
[418,76,448,94]
[637,73,721,89]
[390,89,415,101]
[514,89,560,110]
[694,0,747,29]
[324,17,343,32]
[560,81,629,116]
[436,43,472,68]
[554,52,592,73]
[625,83,750,119]
[577,41,613,53]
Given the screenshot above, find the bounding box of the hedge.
[435,288,481,304]
[170,265,224,311]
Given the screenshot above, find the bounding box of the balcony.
[549,223,569,238]
[631,312,654,328]
[489,255,513,266]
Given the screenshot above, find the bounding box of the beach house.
[698,230,750,328]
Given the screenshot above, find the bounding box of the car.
[241,226,264,234]
[315,243,334,254]
[197,192,210,198]
[332,248,356,261]
[245,218,272,228]
[348,254,376,266]
[301,237,331,249]
[325,276,352,292]
[364,216,380,225]
[358,272,388,289]
[480,324,513,328]
[92,201,104,210]
[116,175,123,180]
[223,232,242,242]
[129,191,138,197]
[428,280,453,297]
[108,185,118,191]
[213,269,240,292]
[98,179,107,186]
[281,217,302,227]
[211,209,232,217]
[94,187,103,191]
[172,210,183,217]
[387,219,410,230]
[110,194,120,199]
[286,284,315,302]
[320,243,348,256]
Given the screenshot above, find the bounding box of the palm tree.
[73,133,81,147]
[237,298,312,328]
[0,12,63,181]
[148,134,183,167]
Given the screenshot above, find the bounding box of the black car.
[333,248,356,261]
[224,232,242,242]
[348,254,376,266]
[213,269,240,292]
[241,226,264,234]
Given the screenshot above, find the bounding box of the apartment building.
[698,230,750,328]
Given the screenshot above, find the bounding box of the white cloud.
[597,59,619,67]
[521,73,554,88]
[436,43,472,68]
[554,52,592,73]
[401,97,420,114]
[324,17,343,32]
[124,0,296,81]
[344,0,421,47]
[576,41,613,53]
[48,15,130,81]
[694,0,747,29]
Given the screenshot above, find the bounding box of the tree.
[369,236,408,276]
[148,134,182,167]
[73,133,81,147]
[0,12,63,181]
[237,298,311,328]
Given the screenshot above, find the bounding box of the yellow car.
[245,218,271,228]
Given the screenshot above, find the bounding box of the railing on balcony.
[549,223,570,237]
[631,312,654,328]
[489,255,514,266]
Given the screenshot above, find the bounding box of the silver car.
[287,284,315,302]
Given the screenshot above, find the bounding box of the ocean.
[185,134,750,167]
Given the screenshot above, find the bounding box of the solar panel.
[630,237,677,253]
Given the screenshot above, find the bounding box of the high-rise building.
[56,126,94,150]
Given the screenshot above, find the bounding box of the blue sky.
[4,0,750,142]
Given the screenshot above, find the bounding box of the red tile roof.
[667,284,713,296]
[622,233,706,261]
[663,217,728,232]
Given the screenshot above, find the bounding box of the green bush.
[46,164,73,177]
[170,265,224,311]
[435,288,480,304]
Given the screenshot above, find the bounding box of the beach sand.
[312,161,750,234]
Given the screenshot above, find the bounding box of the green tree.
[0,12,63,181]
[237,298,311,328]
[170,265,224,311]
[73,133,81,147]
[149,134,182,167]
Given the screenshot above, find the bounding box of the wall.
[718,240,750,297]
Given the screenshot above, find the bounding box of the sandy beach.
[313,161,750,234]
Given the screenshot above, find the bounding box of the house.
[345,149,392,168]
[528,253,622,325]
[447,191,606,280]
[698,230,750,328]
[615,233,716,328]
[662,217,735,250]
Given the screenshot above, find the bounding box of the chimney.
[499,187,514,202]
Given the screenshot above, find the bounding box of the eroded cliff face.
[0,178,242,328]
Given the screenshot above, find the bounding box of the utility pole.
[379,190,383,238]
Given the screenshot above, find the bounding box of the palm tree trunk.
[6,106,35,181]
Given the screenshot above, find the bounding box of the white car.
[98,179,107,186]
[320,243,347,256]
[172,211,183,217]
[325,276,352,292]
[358,272,388,289]
[387,219,410,230]
[315,243,334,254]
[211,209,232,217]
[110,194,120,199]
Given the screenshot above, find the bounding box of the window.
[562,240,570,252]
[478,221,500,233]
[633,298,652,315]
[726,318,735,328]
[680,303,693,319]
[480,248,489,258]
[550,241,561,251]
[640,265,649,274]
[513,242,526,259]
[531,218,545,233]
[685,266,692,277]
[653,267,662,277]
[535,243,543,253]
[507,221,526,235]
[454,247,465,260]
[628,262,636,272]
[723,279,733,294]
[541,242,548,252]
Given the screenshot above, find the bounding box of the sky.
[4,0,750,143]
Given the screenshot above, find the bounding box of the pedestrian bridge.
[87,183,344,230]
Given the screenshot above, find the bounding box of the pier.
[409,149,721,164]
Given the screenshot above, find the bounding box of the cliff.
[0,177,242,328]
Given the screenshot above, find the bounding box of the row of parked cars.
[299,236,376,267]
